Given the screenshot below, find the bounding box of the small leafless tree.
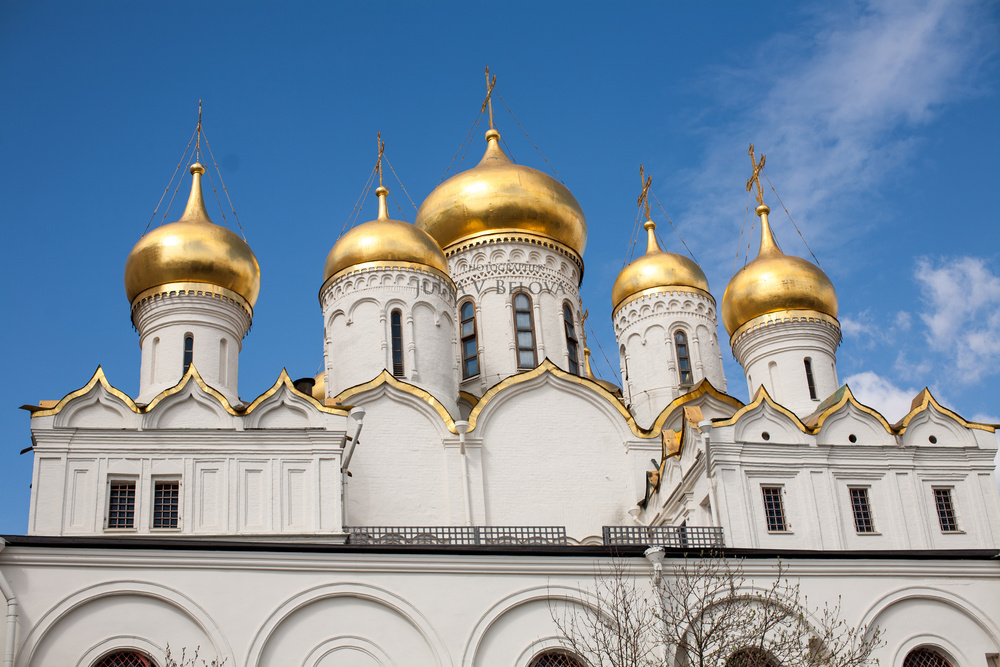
[163,645,227,667]
[553,551,882,667]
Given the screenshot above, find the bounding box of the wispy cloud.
[677,0,995,271]
[843,370,921,422]
[916,255,1000,382]
[841,309,911,349]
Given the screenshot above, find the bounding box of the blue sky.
[1,1,998,533]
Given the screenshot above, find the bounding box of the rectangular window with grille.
[107,480,136,529]
[153,480,180,529]
[761,486,787,532]
[849,487,876,533]
[934,488,960,532]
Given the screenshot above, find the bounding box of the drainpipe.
[341,407,367,528]
[455,420,473,526]
[644,546,665,584]
[0,538,17,667]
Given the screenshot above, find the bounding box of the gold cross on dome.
[482,66,497,130]
[375,131,385,188]
[746,143,766,206]
[637,165,652,220]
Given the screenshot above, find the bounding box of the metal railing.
[346,525,567,546]
[603,525,724,548]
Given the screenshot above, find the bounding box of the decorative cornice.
[319,260,455,301]
[729,308,840,345]
[131,281,253,321]
[613,285,716,318]
[445,231,584,279]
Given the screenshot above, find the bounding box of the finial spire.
[178,163,212,224]
[637,165,662,254]
[482,66,497,131]
[374,132,389,220]
[746,145,780,255]
[376,131,385,188]
[196,99,203,161]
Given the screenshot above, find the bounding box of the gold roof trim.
[802,385,893,432]
[29,366,140,418]
[613,285,716,317]
[647,378,743,433]
[330,370,458,432]
[458,390,481,407]
[143,364,240,415]
[729,308,840,344]
[894,388,995,433]
[320,260,454,297]
[242,369,349,416]
[711,384,809,432]
[131,281,253,319]
[465,358,655,438]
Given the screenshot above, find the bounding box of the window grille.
[563,304,579,375]
[93,650,152,667]
[513,292,537,368]
[107,481,136,529]
[903,648,954,667]
[602,525,724,548]
[529,650,585,667]
[460,300,479,378]
[849,487,875,533]
[390,309,404,377]
[934,488,959,532]
[804,358,817,400]
[153,481,180,529]
[182,334,194,374]
[726,648,779,667]
[675,330,692,385]
[761,486,787,532]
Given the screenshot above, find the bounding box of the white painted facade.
[3,126,1000,667]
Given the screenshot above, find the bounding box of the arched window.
[182,334,194,374]
[460,300,479,379]
[804,357,817,400]
[390,309,404,377]
[903,648,954,667]
[94,651,153,667]
[528,650,585,667]
[513,292,537,369]
[563,303,579,375]
[726,647,779,667]
[674,330,692,385]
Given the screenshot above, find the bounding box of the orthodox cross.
[482,66,497,130]
[196,99,203,160]
[746,143,766,206]
[637,165,652,220]
[375,131,385,188]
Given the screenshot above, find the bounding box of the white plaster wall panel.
[64,461,97,533]
[814,404,895,447]
[327,299,382,395]
[132,292,251,405]
[31,457,64,534]
[53,386,138,429]
[732,403,808,446]
[144,384,236,429]
[731,318,840,418]
[342,392,451,527]
[412,297,458,410]
[476,377,633,541]
[281,462,311,531]
[238,461,270,532]
[194,461,226,533]
[900,407,977,449]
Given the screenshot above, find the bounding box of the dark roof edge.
[2,535,998,561]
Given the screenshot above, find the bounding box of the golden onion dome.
[124,164,261,307]
[612,219,710,312]
[312,371,326,402]
[323,186,450,284]
[721,204,838,337]
[416,129,587,256]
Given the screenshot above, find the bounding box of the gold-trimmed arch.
[711,384,809,432]
[330,370,459,433]
[143,364,240,415]
[802,385,893,433]
[242,369,349,416]
[27,366,139,418]
[894,388,995,433]
[647,378,744,433]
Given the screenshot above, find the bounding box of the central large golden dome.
[124,164,261,308]
[323,187,450,286]
[721,205,838,336]
[416,129,587,256]
[612,220,710,312]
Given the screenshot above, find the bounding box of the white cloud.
[840,308,912,349]
[843,370,920,422]
[915,256,1000,382]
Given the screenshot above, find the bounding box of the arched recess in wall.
[14,580,233,667]
[244,582,449,667]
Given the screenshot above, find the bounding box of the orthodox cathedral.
[1,91,999,667]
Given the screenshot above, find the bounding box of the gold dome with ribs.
[612,219,710,312]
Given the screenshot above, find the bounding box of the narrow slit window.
[849,487,875,533]
[390,309,404,377]
[934,488,959,532]
[761,486,787,532]
[152,480,180,529]
[107,480,136,529]
[460,300,479,379]
[513,292,537,369]
[182,334,194,374]
[675,330,692,385]
[563,304,579,375]
[804,357,817,399]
